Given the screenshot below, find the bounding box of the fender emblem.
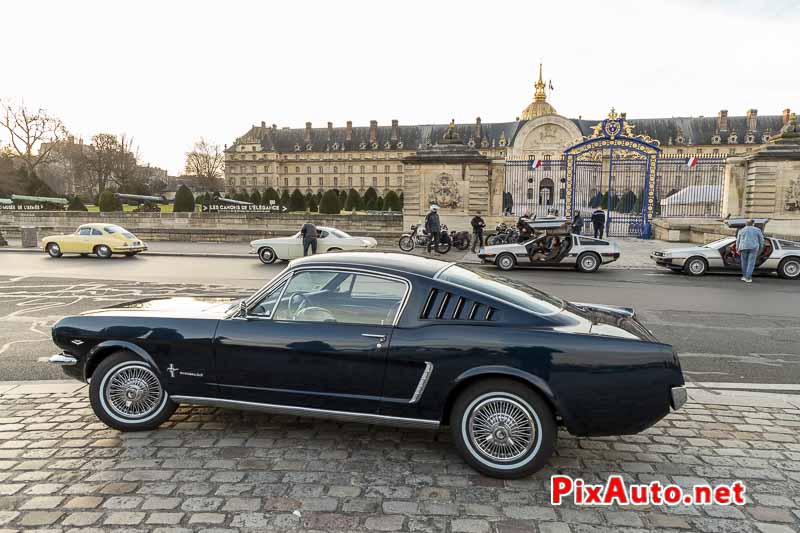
[167,364,178,378]
[70,339,84,346]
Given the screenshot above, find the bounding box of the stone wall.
[652,217,800,244]
[0,211,404,244]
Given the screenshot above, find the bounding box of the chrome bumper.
[670,386,688,410]
[49,353,77,366]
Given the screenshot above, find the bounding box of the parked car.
[49,252,685,478]
[250,226,377,264]
[479,218,620,272]
[41,224,147,258]
[650,218,800,279]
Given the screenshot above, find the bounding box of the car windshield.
[328,228,351,238]
[438,265,564,316]
[703,238,734,248]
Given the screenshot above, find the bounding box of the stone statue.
[441,119,462,144]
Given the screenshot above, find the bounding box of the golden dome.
[521,63,556,119]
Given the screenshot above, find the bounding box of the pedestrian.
[470,212,486,253]
[300,220,318,256]
[736,219,764,283]
[571,210,584,235]
[591,208,606,238]
[424,204,441,254]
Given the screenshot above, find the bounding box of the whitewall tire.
[258,247,277,264]
[89,351,177,431]
[450,378,556,479]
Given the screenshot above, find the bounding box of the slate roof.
[230,115,786,153]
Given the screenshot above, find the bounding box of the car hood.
[251,237,295,246]
[80,297,235,319]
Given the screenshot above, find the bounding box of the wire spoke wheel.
[104,364,163,419]
[468,397,535,463]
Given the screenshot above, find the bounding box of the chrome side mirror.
[239,300,248,318]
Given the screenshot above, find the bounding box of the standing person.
[300,221,318,256]
[424,205,441,254]
[470,213,486,253]
[571,210,584,235]
[736,219,764,283]
[591,208,606,238]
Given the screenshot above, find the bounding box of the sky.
[3,0,799,175]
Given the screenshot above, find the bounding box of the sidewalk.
[0,237,666,269]
[0,381,798,532]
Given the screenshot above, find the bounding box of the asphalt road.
[1,252,799,384]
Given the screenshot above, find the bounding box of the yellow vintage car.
[41,223,148,259]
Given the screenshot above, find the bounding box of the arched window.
[333,166,338,173]
[295,166,300,173]
[348,177,353,187]
[306,166,311,174]
[539,178,554,206]
[359,165,365,173]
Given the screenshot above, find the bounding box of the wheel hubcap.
[786,262,799,276]
[469,397,535,462]
[261,250,273,260]
[690,261,703,273]
[583,257,596,269]
[105,365,163,419]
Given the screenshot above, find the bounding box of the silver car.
[478,219,621,273]
[650,218,800,279]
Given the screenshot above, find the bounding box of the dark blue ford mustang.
[49,252,686,478]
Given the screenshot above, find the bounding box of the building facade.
[224,65,793,208]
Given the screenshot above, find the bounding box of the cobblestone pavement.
[0,386,799,532]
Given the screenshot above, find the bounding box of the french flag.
[530,159,543,170]
[687,156,698,168]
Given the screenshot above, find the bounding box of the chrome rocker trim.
[171,395,440,429]
[49,353,78,366]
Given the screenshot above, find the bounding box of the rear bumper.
[651,253,684,267]
[110,245,148,253]
[670,386,688,410]
[601,252,620,263]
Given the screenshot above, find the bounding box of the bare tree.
[0,99,67,177]
[83,133,140,193]
[185,138,224,191]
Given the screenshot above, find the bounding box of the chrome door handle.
[361,333,386,341]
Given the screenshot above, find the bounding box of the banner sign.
[0,203,48,211]
[201,203,288,213]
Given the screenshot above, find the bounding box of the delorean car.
[478,218,621,273]
[650,218,800,279]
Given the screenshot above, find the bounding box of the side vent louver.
[420,289,496,322]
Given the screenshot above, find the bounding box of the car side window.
[249,281,287,318]
[91,229,102,236]
[79,228,92,236]
[273,271,407,325]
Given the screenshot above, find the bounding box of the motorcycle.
[398,224,452,254]
[449,227,471,251]
[486,223,514,245]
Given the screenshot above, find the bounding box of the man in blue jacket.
[736,219,764,283]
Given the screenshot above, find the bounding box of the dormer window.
[371,142,378,149]
[711,134,721,145]
[675,135,685,145]
[728,133,738,144]
[745,133,755,144]
[359,142,367,149]
[397,141,404,149]
[384,141,391,149]
[332,142,339,150]
[294,144,300,151]
[306,144,313,151]
[761,134,770,143]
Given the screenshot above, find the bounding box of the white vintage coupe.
[250,226,378,264]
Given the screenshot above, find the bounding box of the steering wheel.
[294,306,336,322]
[287,293,309,317]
